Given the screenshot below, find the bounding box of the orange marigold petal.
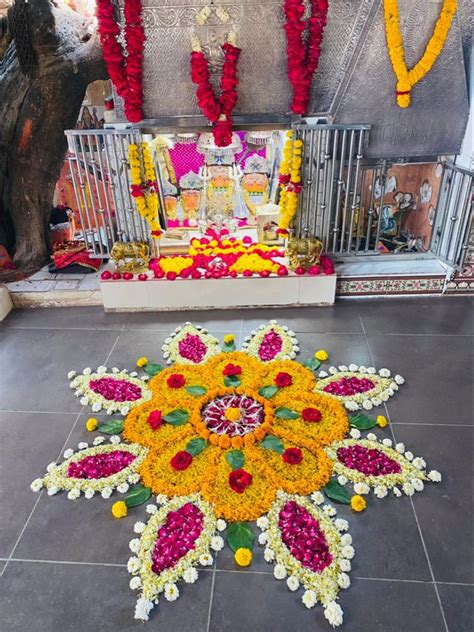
[140,439,218,496]
[201,450,277,521]
[248,443,332,495]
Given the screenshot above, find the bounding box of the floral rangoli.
[31,321,442,627]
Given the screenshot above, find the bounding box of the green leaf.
[97,419,124,435]
[275,407,299,420]
[259,385,279,398]
[225,449,245,470]
[226,521,255,553]
[223,341,236,353]
[124,484,152,508]
[304,358,322,372]
[186,437,207,457]
[349,413,377,430]
[224,375,241,388]
[163,409,189,426]
[323,479,351,505]
[186,385,207,396]
[144,363,164,377]
[260,435,285,454]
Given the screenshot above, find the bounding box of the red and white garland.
[190,33,241,147]
[284,0,329,115]
[96,0,145,123]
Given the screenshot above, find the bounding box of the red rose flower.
[228,468,253,493]
[167,373,185,389]
[275,372,293,387]
[147,409,163,430]
[170,451,193,471]
[223,363,242,377]
[282,447,303,465]
[301,407,322,422]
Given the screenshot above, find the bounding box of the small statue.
[111,241,150,274]
[287,236,323,271]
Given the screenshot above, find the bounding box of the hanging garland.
[277,132,303,235]
[128,143,162,238]
[96,0,145,123]
[383,0,457,108]
[190,32,241,147]
[284,0,329,115]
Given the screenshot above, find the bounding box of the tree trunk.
[0,0,108,281]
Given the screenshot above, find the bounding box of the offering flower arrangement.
[31,321,441,626]
[144,236,334,280]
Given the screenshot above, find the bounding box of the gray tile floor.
[0,297,472,632]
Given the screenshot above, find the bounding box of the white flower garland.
[258,491,353,627]
[242,321,299,361]
[325,437,441,497]
[315,365,404,411]
[161,323,222,365]
[31,442,148,497]
[69,368,152,415]
[130,494,219,621]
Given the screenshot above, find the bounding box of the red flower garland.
[96,0,145,123]
[190,41,241,147]
[284,0,329,115]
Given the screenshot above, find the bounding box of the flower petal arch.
[201,449,277,521]
[140,433,219,497]
[130,494,218,621]
[249,443,332,495]
[37,443,148,495]
[161,323,221,365]
[272,392,349,450]
[315,367,404,411]
[242,321,299,361]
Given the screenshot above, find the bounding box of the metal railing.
[65,129,164,257]
[294,125,371,253]
[64,126,473,266]
[430,162,474,269]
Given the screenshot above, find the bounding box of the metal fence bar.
[94,134,118,246]
[373,160,388,252]
[332,129,347,251]
[67,154,93,251]
[317,129,331,240]
[346,130,364,253]
[324,129,338,247]
[339,129,355,252]
[364,166,378,253]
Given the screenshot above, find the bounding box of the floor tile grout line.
[2,334,122,577]
[2,556,473,587]
[0,408,84,577]
[384,407,450,632]
[363,319,450,631]
[205,558,218,632]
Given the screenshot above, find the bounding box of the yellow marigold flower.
[377,415,388,428]
[225,407,241,422]
[111,501,128,519]
[136,356,148,368]
[234,547,252,567]
[315,349,329,362]
[224,334,235,345]
[85,417,98,432]
[350,495,366,513]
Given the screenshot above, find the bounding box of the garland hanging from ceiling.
[190,31,241,147]
[96,0,145,123]
[383,0,457,108]
[284,0,329,115]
